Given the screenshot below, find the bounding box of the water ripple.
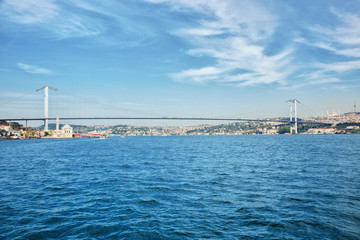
[0,135,359,239]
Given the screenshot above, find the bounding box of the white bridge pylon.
[286,99,300,134]
[36,85,57,132]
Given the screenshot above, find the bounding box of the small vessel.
[74,133,107,139]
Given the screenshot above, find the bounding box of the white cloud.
[310,9,360,45]
[0,0,104,39]
[177,41,294,86]
[300,7,360,58]
[167,0,277,41]
[171,66,226,84]
[329,7,360,45]
[282,59,360,90]
[153,1,360,89]
[295,38,360,58]
[3,0,359,90]
[177,28,224,37]
[0,0,157,44]
[291,7,360,89]
[1,0,58,24]
[329,83,360,90]
[280,77,342,90]
[317,60,360,72]
[146,0,292,86]
[54,14,104,39]
[17,63,53,74]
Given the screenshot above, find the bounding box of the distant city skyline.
[0,0,359,126]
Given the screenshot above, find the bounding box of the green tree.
[278,126,290,134]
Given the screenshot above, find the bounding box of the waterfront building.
[60,124,73,138]
[346,126,360,130]
[50,123,73,138]
[305,128,336,134]
[263,127,278,135]
[0,125,10,132]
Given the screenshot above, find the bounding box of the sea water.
[0,135,359,239]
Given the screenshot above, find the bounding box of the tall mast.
[355,101,357,113]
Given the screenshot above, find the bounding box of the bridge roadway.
[0,117,327,125]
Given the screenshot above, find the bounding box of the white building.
[0,125,10,131]
[305,128,336,134]
[61,124,73,138]
[51,123,73,138]
[346,126,360,130]
[263,127,278,135]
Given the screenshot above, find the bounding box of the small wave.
[44,186,65,191]
[138,199,160,206]
[44,216,65,225]
[120,164,132,169]
[150,186,172,192]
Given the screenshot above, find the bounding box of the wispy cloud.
[147,0,360,89]
[295,38,360,58]
[0,0,157,44]
[147,0,294,86]
[328,83,360,90]
[290,7,360,89]
[0,0,105,39]
[326,7,360,45]
[17,63,53,74]
[281,59,360,90]
[281,77,341,90]
[1,0,58,24]
[2,0,359,91]
[317,60,360,72]
[297,7,360,57]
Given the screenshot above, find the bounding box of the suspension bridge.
[0,86,327,133]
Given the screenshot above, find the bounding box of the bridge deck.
[0,117,328,125]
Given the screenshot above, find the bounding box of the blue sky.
[1,0,360,125]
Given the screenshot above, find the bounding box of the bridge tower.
[36,85,57,132]
[287,99,300,134]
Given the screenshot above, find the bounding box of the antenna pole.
[355,101,357,113]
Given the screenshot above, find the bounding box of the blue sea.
[0,135,359,239]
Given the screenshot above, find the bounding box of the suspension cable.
[298,102,319,117]
[57,90,162,117]
[0,90,38,107]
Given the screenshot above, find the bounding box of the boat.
[74,133,107,139]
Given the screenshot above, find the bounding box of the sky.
[0,0,360,126]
